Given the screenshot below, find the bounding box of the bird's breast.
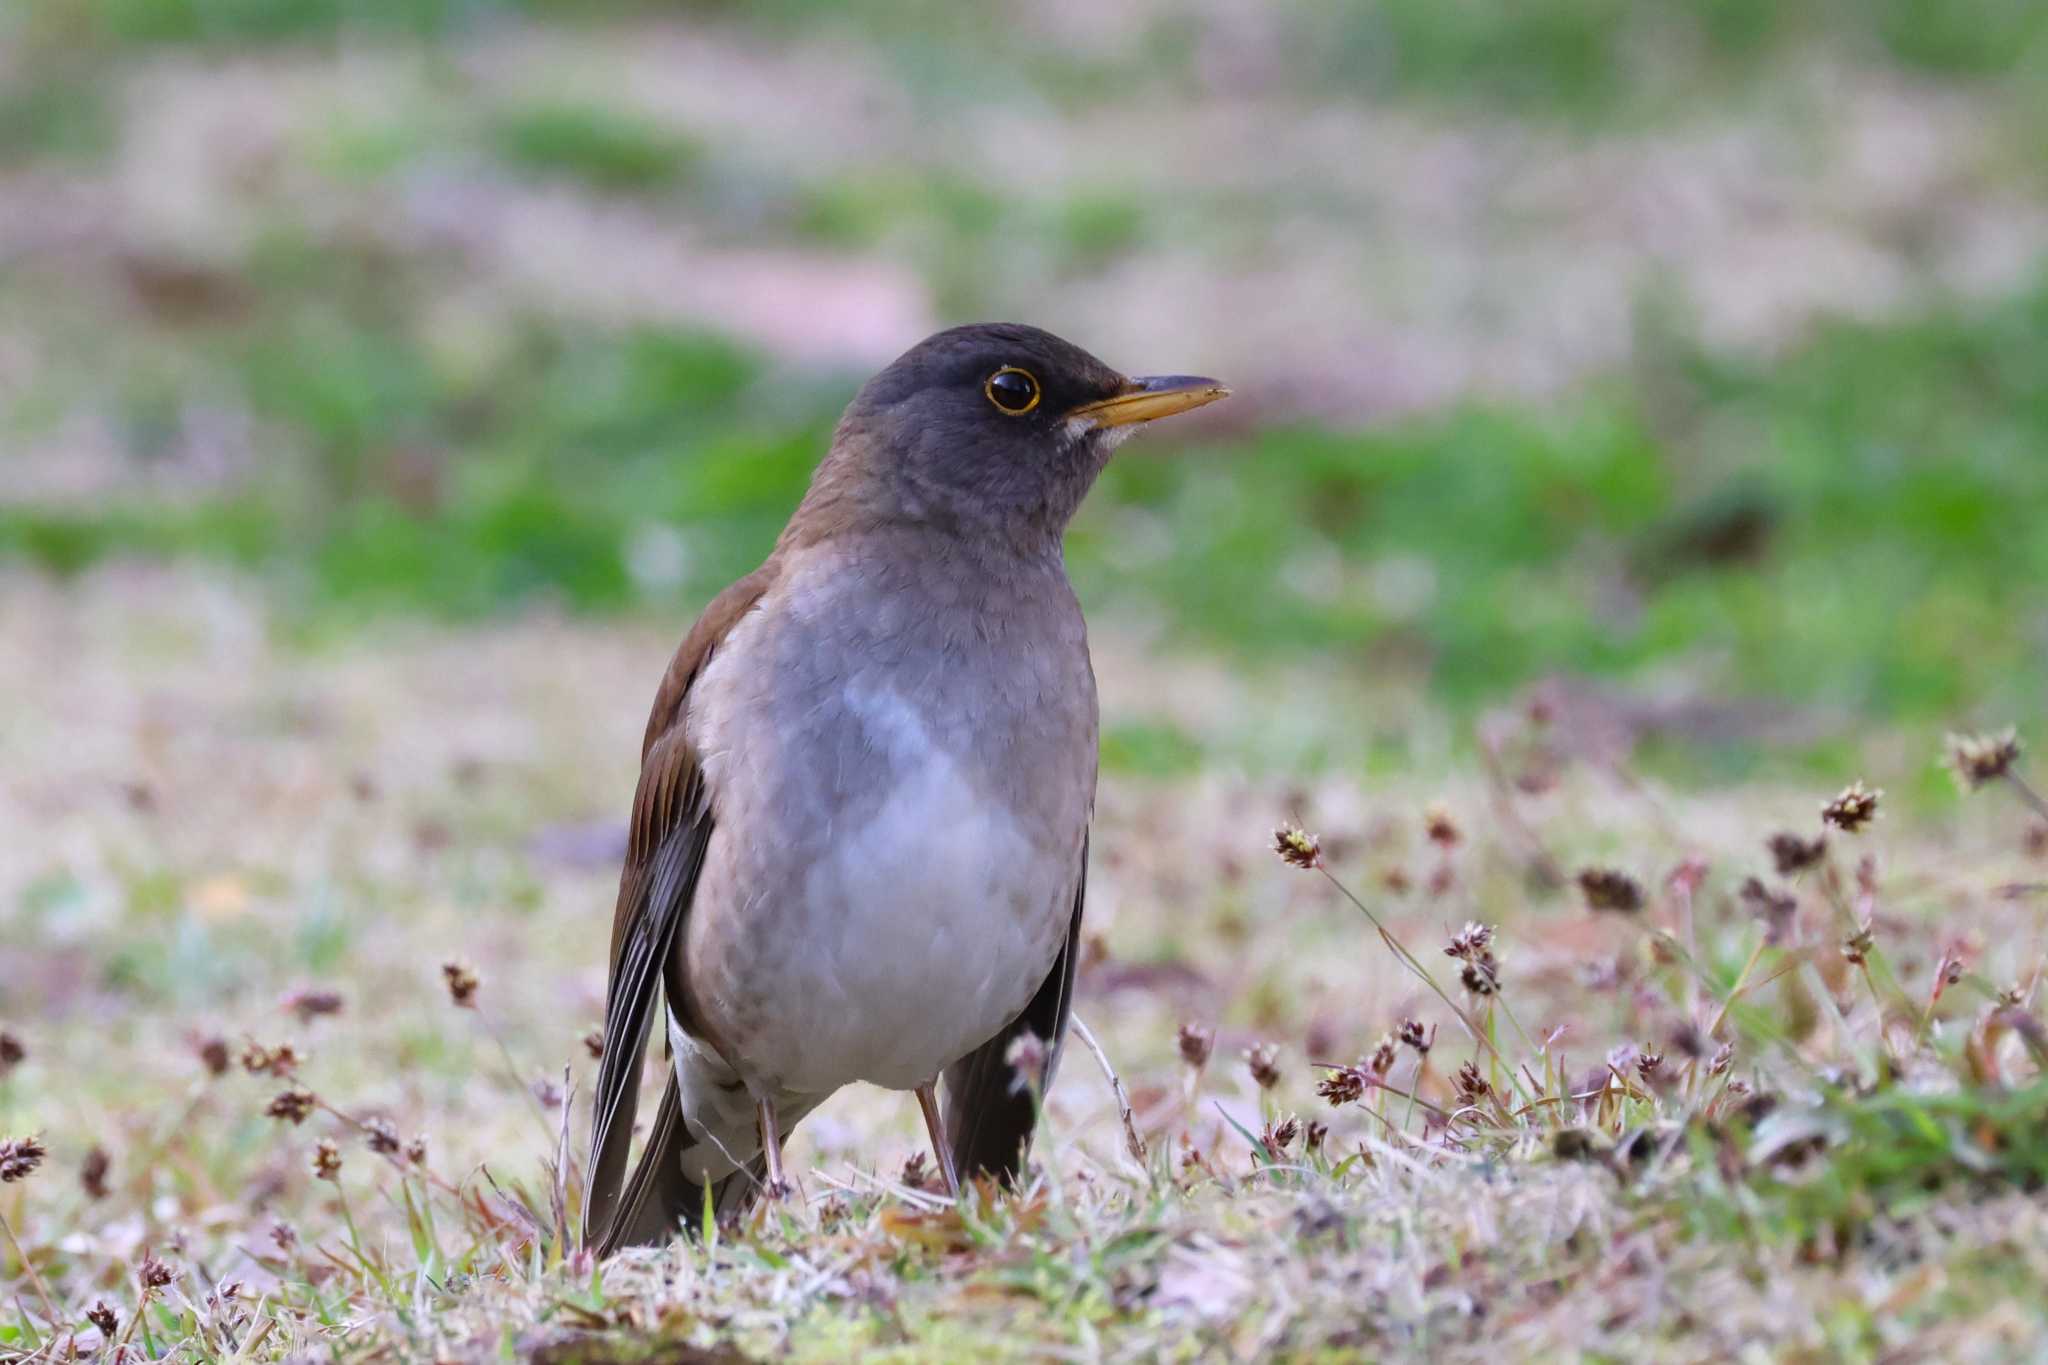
[681,551,1093,1095]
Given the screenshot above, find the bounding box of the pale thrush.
[585,323,1228,1251]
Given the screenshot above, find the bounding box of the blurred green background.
[3,0,2046,764]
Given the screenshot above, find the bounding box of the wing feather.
[583,567,774,1251]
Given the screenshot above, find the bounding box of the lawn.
[4,2,2048,1360]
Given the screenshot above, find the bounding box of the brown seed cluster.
[1450,933,1500,996]
[311,1139,343,1181]
[0,1135,45,1183]
[1177,1022,1215,1069]
[1842,924,1875,967]
[1272,826,1322,870]
[241,1041,302,1077]
[1366,1035,1398,1077]
[87,1302,118,1337]
[0,1030,23,1074]
[582,1029,606,1060]
[441,961,481,1008]
[1263,1116,1300,1152]
[1576,867,1644,914]
[1399,1018,1431,1054]
[1245,1043,1281,1090]
[1423,803,1461,849]
[81,1145,111,1199]
[1821,782,1882,833]
[1445,922,1493,960]
[138,1252,175,1291]
[197,1036,231,1076]
[364,1118,401,1156]
[1739,877,1798,946]
[266,1089,316,1124]
[1453,1062,1491,1106]
[1316,1066,1366,1105]
[1765,831,1827,877]
[1946,727,2022,793]
[284,989,345,1022]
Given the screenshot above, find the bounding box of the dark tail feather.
[591,1076,763,1253]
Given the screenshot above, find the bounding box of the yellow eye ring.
[984,366,1042,415]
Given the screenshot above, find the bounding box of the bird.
[583,323,1229,1253]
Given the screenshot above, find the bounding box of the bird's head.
[795,323,1229,548]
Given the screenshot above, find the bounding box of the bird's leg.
[756,1098,792,1200]
[914,1082,962,1197]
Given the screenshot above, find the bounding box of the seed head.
[197,1036,231,1076]
[1938,952,1966,987]
[1821,782,1881,833]
[1304,1120,1328,1151]
[1765,831,1827,878]
[270,1222,298,1252]
[582,1029,605,1060]
[1273,826,1322,870]
[1445,922,1494,961]
[1576,867,1644,914]
[1842,924,1874,967]
[284,989,344,1023]
[1423,803,1461,849]
[0,1031,23,1074]
[311,1139,342,1181]
[364,1118,401,1156]
[1707,1042,1734,1077]
[900,1151,930,1190]
[1263,1116,1300,1152]
[1635,1051,1664,1083]
[404,1136,429,1166]
[266,1089,316,1124]
[1460,956,1499,997]
[1945,727,2022,793]
[137,1252,174,1291]
[87,1302,118,1337]
[1245,1042,1281,1090]
[81,1145,111,1199]
[1004,1032,1048,1091]
[1366,1034,1398,1076]
[1176,1022,1214,1069]
[441,961,480,1008]
[0,1135,45,1183]
[241,1041,301,1077]
[1316,1066,1366,1105]
[1739,877,1798,946]
[1453,1061,1490,1106]
[1398,1018,1431,1054]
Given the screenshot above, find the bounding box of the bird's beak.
[1066,374,1231,429]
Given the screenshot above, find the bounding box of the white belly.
[692,675,1078,1096]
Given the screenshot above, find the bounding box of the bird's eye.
[984,366,1041,415]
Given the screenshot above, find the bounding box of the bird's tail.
[588,1074,765,1254]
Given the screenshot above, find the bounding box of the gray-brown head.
[788,323,1228,551]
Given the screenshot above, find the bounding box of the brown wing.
[941,834,1088,1182]
[583,566,774,1252]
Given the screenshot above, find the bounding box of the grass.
[7,277,2047,738]
[6,572,2048,1359]
[487,102,702,193]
